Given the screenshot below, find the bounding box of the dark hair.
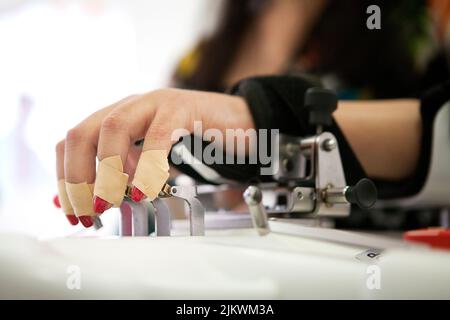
[184,1,258,91]
[181,0,429,98]
[298,0,427,98]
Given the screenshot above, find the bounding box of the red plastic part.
[403,228,450,250]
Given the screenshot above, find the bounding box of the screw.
[322,138,336,151]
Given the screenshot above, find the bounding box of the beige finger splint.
[65,182,95,217]
[57,179,74,215]
[94,155,129,207]
[132,150,169,201]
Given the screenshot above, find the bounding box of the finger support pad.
[132,150,169,200]
[94,155,129,207]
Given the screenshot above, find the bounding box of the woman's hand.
[55,88,254,227]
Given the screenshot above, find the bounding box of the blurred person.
[0,94,47,223]
[53,0,450,228]
[0,95,47,190]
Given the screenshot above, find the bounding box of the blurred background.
[0,0,223,237]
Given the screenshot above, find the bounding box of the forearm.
[334,99,422,181]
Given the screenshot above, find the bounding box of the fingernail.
[93,196,112,214]
[53,194,61,208]
[79,216,94,228]
[66,214,79,226]
[130,186,146,202]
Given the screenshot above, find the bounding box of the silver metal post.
[243,186,270,236]
[152,198,171,236]
[168,186,205,236]
[119,201,149,236]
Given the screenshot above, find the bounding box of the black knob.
[345,178,377,209]
[304,87,338,127]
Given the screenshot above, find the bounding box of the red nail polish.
[53,195,61,208]
[79,216,93,228]
[66,214,79,226]
[130,186,146,202]
[93,196,112,214]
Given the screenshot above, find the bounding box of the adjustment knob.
[304,87,338,127]
[345,178,377,209]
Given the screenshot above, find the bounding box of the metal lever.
[120,184,205,237]
[118,198,171,237]
[305,87,338,134]
[152,198,171,236]
[159,184,205,236]
[119,200,149,236]
[243,186,270,236]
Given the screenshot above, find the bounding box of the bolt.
[243,186,262,205]
[322,138,336,151]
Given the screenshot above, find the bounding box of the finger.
[64,128,97,227]
[93,145,141,213]
[55,140,79,226]
[93,94,158,212]
[64,106,115,227]
[131,105,188,202]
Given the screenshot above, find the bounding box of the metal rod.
[243,186,270,236]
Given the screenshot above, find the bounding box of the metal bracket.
[164,185,205,236]
[119,200,149,237]
[153,198,171,236]
[119,184,205,237]
[262,132,350,218]
[313,132,350,217]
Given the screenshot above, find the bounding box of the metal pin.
[322,138,336,151]
[93,216,103,229]
[243,186,270,236]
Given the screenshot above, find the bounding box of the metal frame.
[119,184,205,237]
